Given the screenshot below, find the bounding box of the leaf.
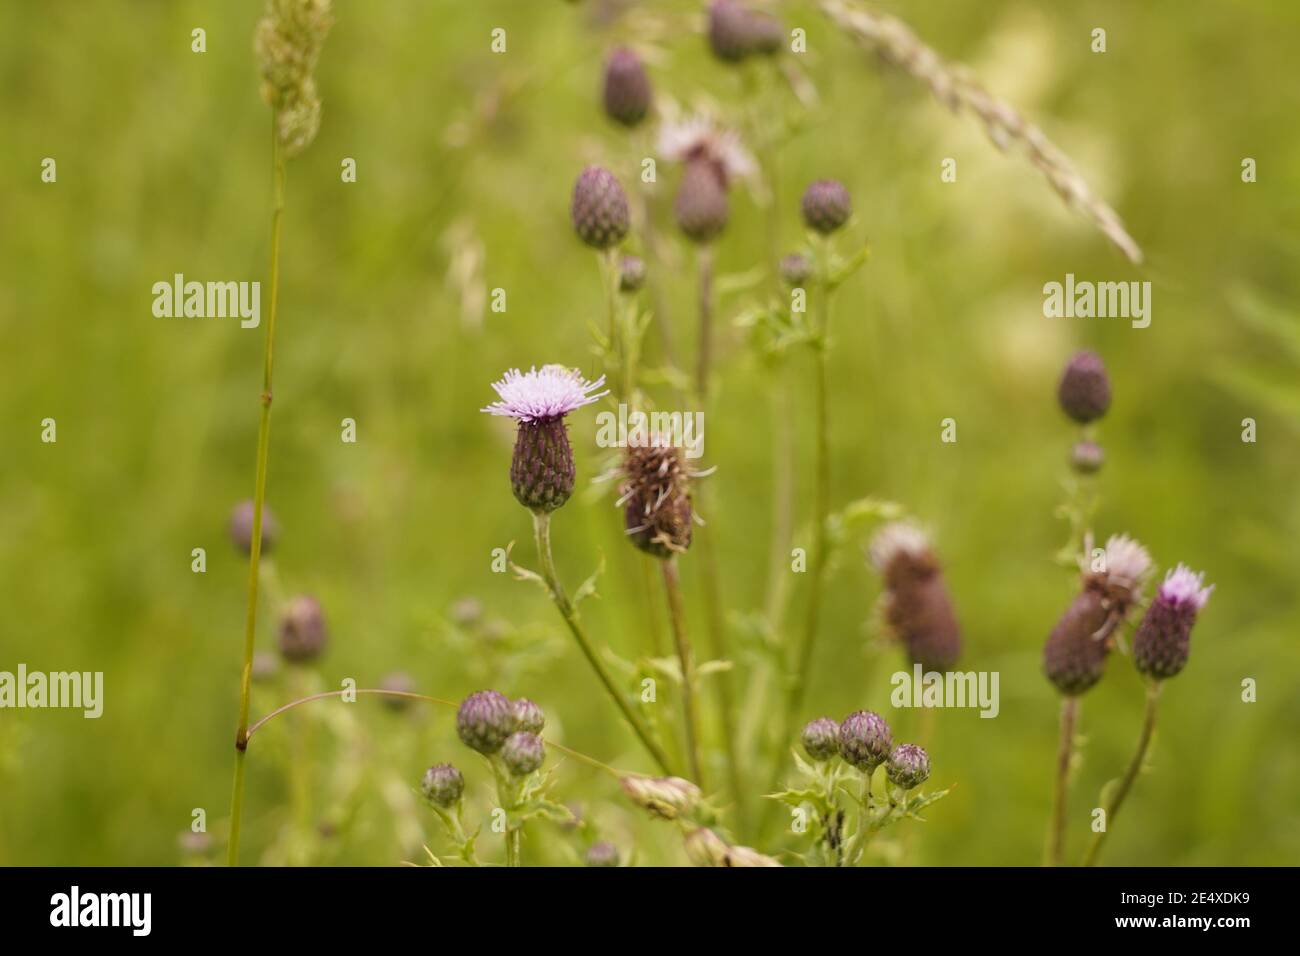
[506,540,549,593]
[827,244,871,288]
[571,552,606,609]
[715,265,767,297]
[695,659,734,678]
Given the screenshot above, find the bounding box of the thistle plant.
[571,166,635,400]
[770,710,949,866]
[1083,567,1213,866]
[481,367,674,775]
[226,0,332,868]
[868,522,962,672]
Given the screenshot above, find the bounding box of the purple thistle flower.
[456,690,515,755]
[602,46,652,127]
[1057,350,1111,424]
[1133,565,1213,680]
[800,716,840,761]
[838,710,892,772]
[482,366,607,513]
[1042,587,1111,696]
[886,743,931,790]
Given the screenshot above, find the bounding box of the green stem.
[227,118,286,867]
[1083,682,1161,866]
[695,244,714,398]
[531,511,675,776]
[661,558,705,788]
[1047,695,1080,866]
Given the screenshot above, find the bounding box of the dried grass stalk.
[819,0,1143,264]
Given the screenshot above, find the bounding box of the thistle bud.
[585,841,620,867]
[674,158,729,243]
[602,46,652,127]
[511,697,546,735]
[886,743,931,790]
[800,717,840,761]
[620,775,702,820]
[511,416,576,514]
[450,596,483,627]
[619,255,646,293]
[1057,350,1111,424]
[278,595,327,663]
[838,710,892,772]
[684,827,782,867]
[707,0,753,62]
[801,179,852,234]
[378,671,416,711]
[229,499,278,555]
[1133,565,1213,680]
[869,523,962,672]
[501,731,545,776]
[746,11,784,55]
[779,253,812,287]
[1042,587,1111,696]
[571,165,630,249]
[421,763,465,808]
[456,690,515,755]
[1071,440,1105,474]
[620,440,694,558]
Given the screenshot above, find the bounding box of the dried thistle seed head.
[482,366,608,514]
[1071,439,1105,474]
[456,690,515,755]
[586,841,620,867]
[620,439,695,558]
[378,671,416,711]
[800,717,841,761]
[501,731,546,776]
[801,179,852,234]
[254,0,333,157]
[602,46,652,127]
[886,743,931,790]
[571,165,631,249]
[421,763,465,808]
[620,775,702,820]
[673,158,729,243]
[1057,350,1111,424]
[1133,565,1213,680]
[707,0,753,62]
[1042,588,1112,696]
[684,827,782,867]
[658,115,756,185]
[838,710,892,772]
[229,499,279,555]
[1089,532,1153,613]
[511,697,546,735]
[278,595,327,663]
[619,255,646,293]
[779,252,812,287]
[869,523,962,672]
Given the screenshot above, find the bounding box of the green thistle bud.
[456,690,515,755]
[801,717,840,761]
[511,697,546,735]
[886,743,931,790]
[421,763,465,808]
[838,710,892,772]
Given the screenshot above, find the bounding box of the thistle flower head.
[1042,588,1112,695]
[1133,565,1213,680]
[501,731,546,776]
[801,179,852,234]
[673,158,730,243]
[602,46,653,127]
[869,523,962,671]
[254,0,333,157]
[1088,533,1153,611]
[456,690,515,755]
[378,671,416,711]
[586,841,620,867]
[886,743,931,790]
[482,366,608,423]
[658,115,756,185]
[278,595,327,663]
[511,697,546,735]
[1070,439,1105,474]
[229,499,279,555]
[1057,350,1112,424]
[619,255,646,293]
[618,437,697,558]
[707,0,753,62]
[683,826,782,867]
[779,253,812,287]
[620,775,701,820]
[800,716,840,761]
[420,763,465,808]
[571,165,631,249]
[838,710,892,772]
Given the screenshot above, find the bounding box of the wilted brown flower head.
[618,437,699,558]
[868,523,962,671]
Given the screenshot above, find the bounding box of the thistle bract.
[801,717,840,761]
[571,165,630,249]
[456,690,515,755]
[421,763,465,808]
[886,743,931,790]
[801,179,852,234]
[838,710,892,771]
[1057,350,1111,424]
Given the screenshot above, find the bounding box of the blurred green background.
[2,0,1297,866]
